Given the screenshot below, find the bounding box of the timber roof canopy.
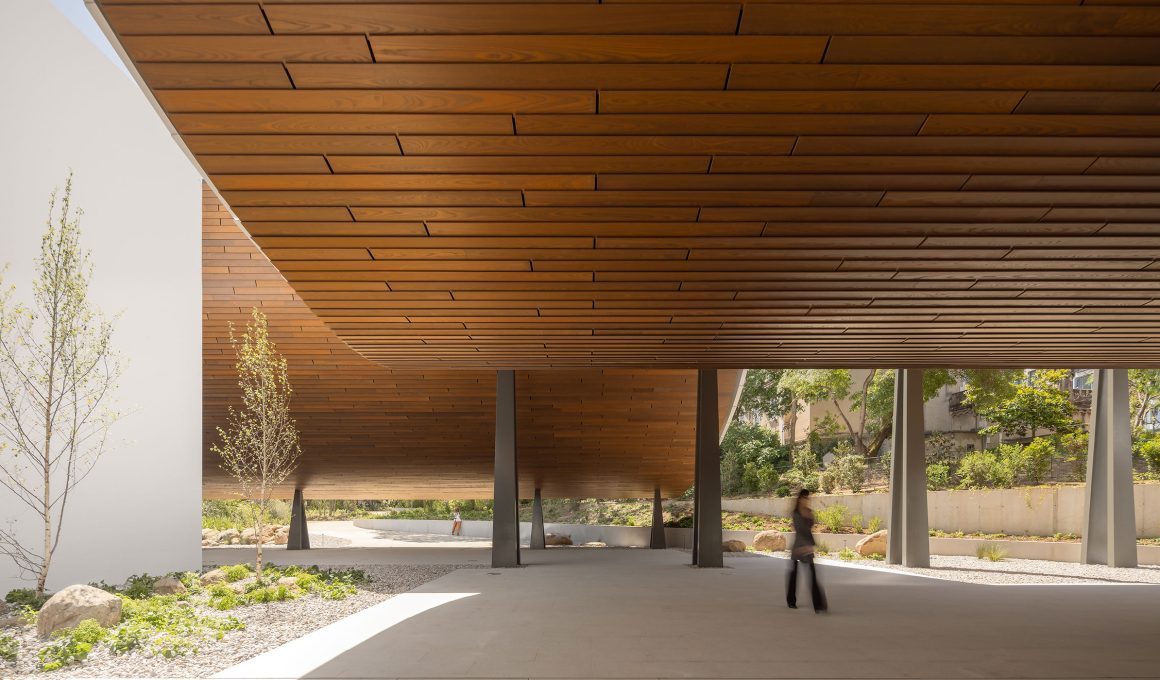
[204,187,743,498]
[98,0,1160,369]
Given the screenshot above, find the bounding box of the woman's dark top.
[791,506,815,552]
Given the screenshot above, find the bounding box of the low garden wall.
[352,519,1160,565]
[722,483,1160,538]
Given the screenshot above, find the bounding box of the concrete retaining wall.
[722,483,1160,538]
[355,519,1160,565]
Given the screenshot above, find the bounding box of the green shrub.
[818,469,837,494]
[976,542,1007,562]
[830,451,867,493]
[5,588,48,611]
[243,585,296,605]
[838,547,858,562]
[222,564,252,583]
[783,444,820,493]
[115,594,244,657]
[926,463,952,490]
[40,620,106,671]
[122,574,160,600]
[1011,438,1055,485]
[868,516,883,533]
[1137,436,1160,473]
[850,514,864,534]
[208,592,240,611]
[814,541,830,556]
[814,504,848,534]
[957,450,1015,489]
[0,633,17,662]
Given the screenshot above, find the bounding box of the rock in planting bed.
[1,563,469,678]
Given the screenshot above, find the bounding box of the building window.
[1072,370,1094,390]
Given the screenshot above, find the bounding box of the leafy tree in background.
[213,308,301,577]
[734,368,798,445]
[0,174,124,596]
[719,421,786,496]
[972,369,1077,440]
[1129,369,1160,428]
[779,368,971,459]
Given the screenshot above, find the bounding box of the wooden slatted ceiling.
[203,187,743,499]
[100,0,1160,368]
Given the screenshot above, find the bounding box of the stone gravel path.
[812,553,1160,585]
[3,563,471,679]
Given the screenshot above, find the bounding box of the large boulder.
[217,528,240,545]
[240,528,258,544]
[545,533,572,546]
[36,585,121,638]
[152,576,186,596]
[722,539,748,553]
[200,568,227,585]
[856,530,888,557]
[753,530,787,552]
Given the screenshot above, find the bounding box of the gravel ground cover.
[3,563,470,679]
[811,553,1160,586]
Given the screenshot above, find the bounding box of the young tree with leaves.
[213,308,301,576]
[972,369,1078,440]
[734,368,798,444]
[0,174,123,596]
[1129,369,1160,429]
[779,368,1013,460]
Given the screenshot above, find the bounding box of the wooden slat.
[121,36,372,62]
[100,1,1160,369]
[287,64,729,89]
[136,63,291,89]
[370,35,827,63]
[600,91,1025,114]
[741,5,1160,36]
[156,89,596,113]
[263,4,743,35]
[825,37,1160,65]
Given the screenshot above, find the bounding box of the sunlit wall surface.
[0,0,202,593]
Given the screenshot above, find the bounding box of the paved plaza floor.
[211,539,1160,680]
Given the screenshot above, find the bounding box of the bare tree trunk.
[783,410,798,447]
[832,400,864,455]
[253,500,264,578]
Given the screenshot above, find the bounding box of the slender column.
[287,488,310,550]
[1081,368,1137,567]
[531,487,546,550]
[492,370,520,568]
[694,369,723,568]
[692,442,700,563]
[650,487,666,549]
[887,369,929,567]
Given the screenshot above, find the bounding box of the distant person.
[451,510,462,536]
[787,489,827,613]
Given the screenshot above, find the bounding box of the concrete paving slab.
[213,546,1160,679]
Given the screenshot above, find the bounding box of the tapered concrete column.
[493,370,520,568]
[887,369,929,567]
[650,488,666,549]
[287,488,310,550]
[1081,368,1137,567]
[531,487,546,550]
[694,369,723,568]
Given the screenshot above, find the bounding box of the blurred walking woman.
[787,489,827,613]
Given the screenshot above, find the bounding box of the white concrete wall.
[723,484,1160,538]
[0,0,202,593]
